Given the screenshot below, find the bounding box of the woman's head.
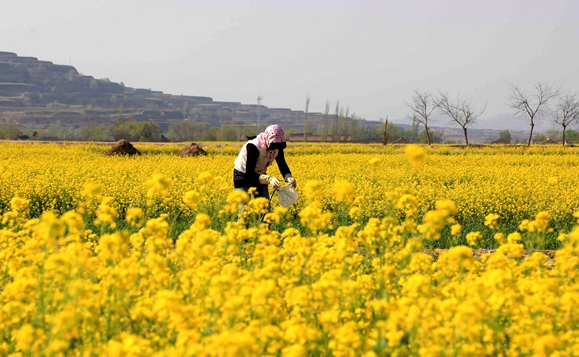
[257,125,287,150]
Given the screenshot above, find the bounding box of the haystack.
[106,139,141,156]
[179,143,207,157]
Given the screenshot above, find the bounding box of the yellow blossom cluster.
[1,182,579,356]
[2,143,579,236]
[2,142,579,355]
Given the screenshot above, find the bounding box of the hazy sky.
[2,0,578,126]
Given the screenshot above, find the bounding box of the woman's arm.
[245,144,261,185]
[275,149,291,177]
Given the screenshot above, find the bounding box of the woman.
[233,124,296,199]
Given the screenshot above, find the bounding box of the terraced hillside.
[0,51,358,133]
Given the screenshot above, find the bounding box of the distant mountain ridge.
[0,51,376,133]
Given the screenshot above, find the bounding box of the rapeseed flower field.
[1,142,578,248]
[1,142,579,356]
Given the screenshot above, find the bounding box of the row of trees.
[0,123,22,140]
[408,81,579,146]
[0,120,164,143]
[317,100,360,142]
[6,120,578,144]
[301,97,438,143]
[166,116,443,143]
[166,120,257,142]
[501,128,579,144]
[407,89,487,145]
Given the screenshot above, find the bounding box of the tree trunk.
[462,126,469,145]
[527,122,534,146]
[424,124,431,145]
[383,118,388,146]
[562,125,567,146]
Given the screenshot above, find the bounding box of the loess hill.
[0,51,343,133]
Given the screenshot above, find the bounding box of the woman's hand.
[259,174,281,189]
[285,174,297,188]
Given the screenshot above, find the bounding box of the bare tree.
[304,95,311,142]
[434,90,486,145]
[508,81,560,146]
[383,116,389,145]
[331,101,340,142]
[321,101,331,142]
[348,112,359,141]
[554,92,579,146]
[339,106,350,142]
[407,90,437,145]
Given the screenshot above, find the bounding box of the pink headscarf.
[256,124,286,160]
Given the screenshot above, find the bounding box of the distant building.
[391,137,410,144]
[491,138,509,144]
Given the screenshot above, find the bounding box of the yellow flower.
[450,223,461,236]
[80,181,103,199]
[223,190,250,215]
[418,209,447,240]
[484,213,500,229]
[194,213,211,227]
[264,206,288,224]
[349,206,361,220]
[37,211,66,240]
[183,190,201,208]
[196,171,214,184]
[557,232,566,242]
[533,334,560,357]
[13,323,34,351]
[534,211,551,232]
[304,180,324,199]
[507,232,522,244]
[303,180,324,200]
[95,196,118,229]
[519,219,531,231]
[146,174,171,198]
[443,245,475,269]
[334,180,356,202]
[494,232,506,244]
[466,231,483,247]
[247,187,257,197]
[10,196,30,212]
[396,194,420,218]
[246,197,270,215]
[436,200,458,216]
[368,157,381,166]
[405,144,425,168]
[126,207,144,227]
[496,242,525,258]
[61,211,84,235]
[299,201,334,231]
[227,190,250,205]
